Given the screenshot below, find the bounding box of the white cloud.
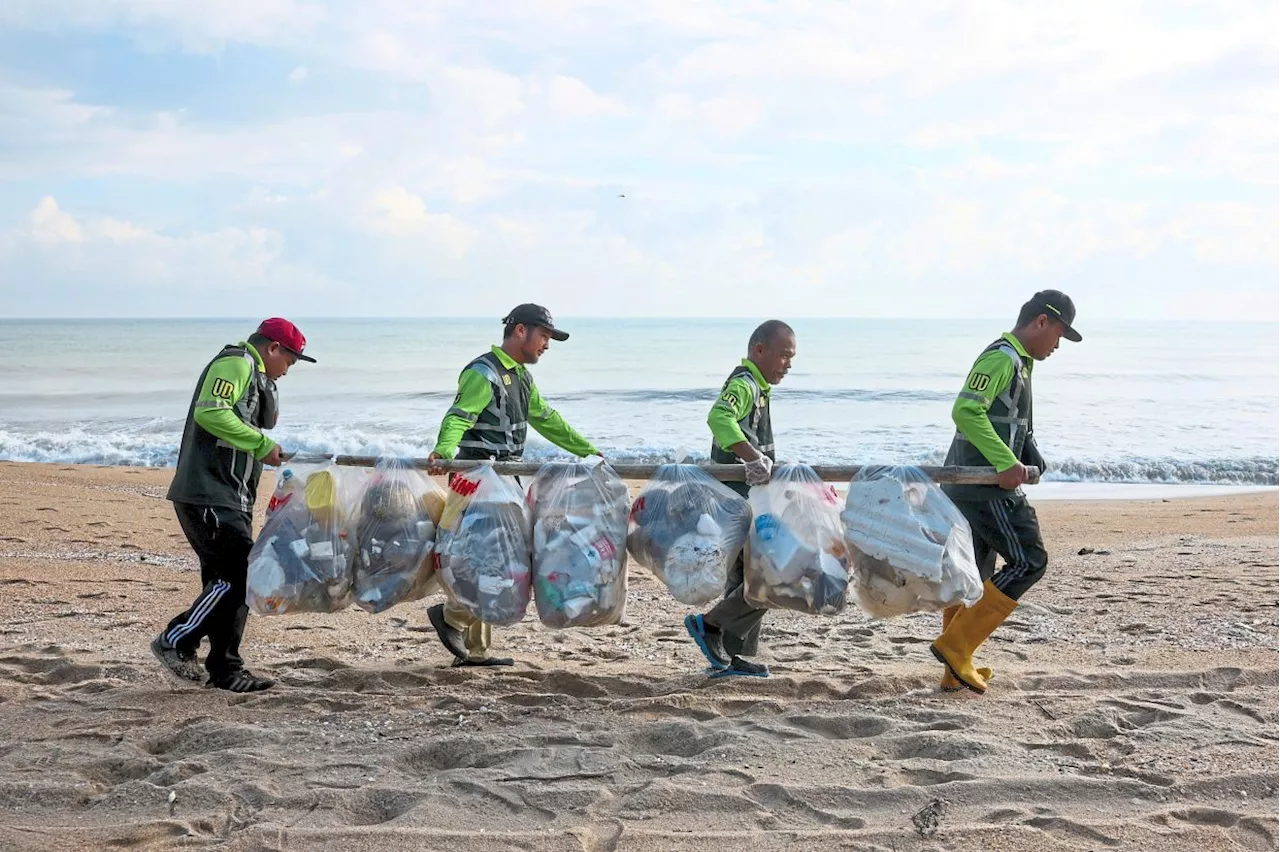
[365,187,479,255]
[0,0,326,52]
[545,75,627,119]
[26,196,83,244]
[0,0,1275,319]
[1,197,341,315]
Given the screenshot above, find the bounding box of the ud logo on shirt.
[967,373,991,392]
[211,378,236,400]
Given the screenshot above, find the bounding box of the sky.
[0,1,1276,320]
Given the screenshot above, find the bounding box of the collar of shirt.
[741,358,772,395]
[491,344,525,374]
[242,340,266,373]
[1001,332,1034,376]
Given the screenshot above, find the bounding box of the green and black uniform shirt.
[432,345,598,461]
[708,358,775,461]
[167,342,279,513]
[943,332,1045,501]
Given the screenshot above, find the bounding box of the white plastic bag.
[626,464,751,605]
[434,465,532,627]
[841,465,983,618]
[248,461,362,615]
[744,463,849,615]
[528,458,629,628]
[348,457,445,614]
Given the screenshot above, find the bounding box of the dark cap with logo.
[503,304,569,341]
[1026,290,1082,342]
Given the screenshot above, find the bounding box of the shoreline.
[1,458,1274,503]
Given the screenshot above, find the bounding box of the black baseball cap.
[503,304,569,341]
[1027,290,1082,342]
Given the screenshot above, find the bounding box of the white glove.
[744,454,774,486]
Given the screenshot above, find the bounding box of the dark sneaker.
[451,656,514,668]
[207,669,276,693]
[684,614,730,669]
[151,634,203,684]
[427,603,469,662]
[709,656,770,679]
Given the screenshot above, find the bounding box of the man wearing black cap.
[425,304,601,666]
[152,318,315,693]
[931,290,1082,695]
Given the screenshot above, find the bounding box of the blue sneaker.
[684,614,730,670]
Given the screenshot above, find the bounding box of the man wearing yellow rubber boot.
[931,291,1082,694]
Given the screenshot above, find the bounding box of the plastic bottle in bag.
[744,463,849,615]
[247,461,361,615]
[348,457,444,614]
[529,458,629,628]
[434,465,533,626]
[626,464,751,605]
[264,464,305,523]
[841,465,983,618]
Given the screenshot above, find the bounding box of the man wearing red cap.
[152,319,315,693]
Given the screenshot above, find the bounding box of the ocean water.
[0,318,1276,488]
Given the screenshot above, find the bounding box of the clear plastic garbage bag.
[841,465,983,618]
[744,463,849,615]
[627,464,751,605]
[348,457,444,614]
[248,461,363,615]
[528,457,629,628]
[434,464,533,627]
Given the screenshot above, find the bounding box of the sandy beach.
[0,460,1275,852]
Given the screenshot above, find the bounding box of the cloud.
[1,197,341,316]
[26,196,83,244]
[0,0,1275,319]
[0,0,326,52]
[365,186,479,255]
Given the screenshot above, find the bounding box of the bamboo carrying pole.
[280,454,1039,486]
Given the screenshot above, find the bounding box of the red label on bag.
[594,536,617,561]
[267,492,293,513]
[629,496,645,520]
[450,475,480,497]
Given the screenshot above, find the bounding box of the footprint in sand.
[784,713,894,740]
[1153,810,1278,852]
[1024,815,1122,847]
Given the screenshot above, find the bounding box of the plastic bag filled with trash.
[744,463,849,615]
[248,461,364,615]
[528,457,629,628]
[434,465,532,627]
[348,457,445,614]
[841,465,983,618]
[626,464,752,605]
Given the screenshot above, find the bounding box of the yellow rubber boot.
[931,581,1018,694]
[939,605,994,692]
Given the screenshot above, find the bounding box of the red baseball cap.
[256,318,316,363]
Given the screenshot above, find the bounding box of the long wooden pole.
[280,454,1039,485]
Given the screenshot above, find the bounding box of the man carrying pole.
[931,290,1082,693]
[683,320,796,679]
[425,304,602,666]
[153,318,315,692]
